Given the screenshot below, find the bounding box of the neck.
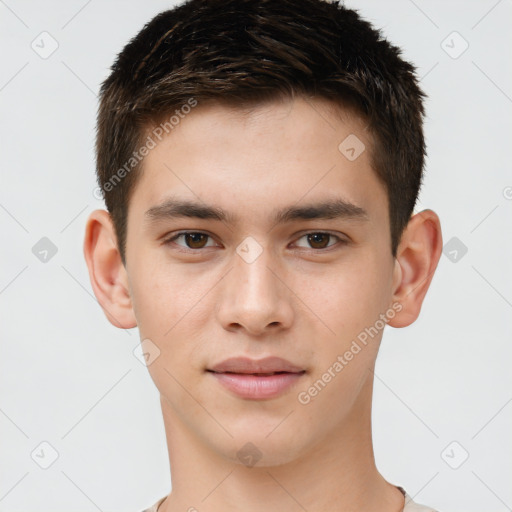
[158,373,404,512]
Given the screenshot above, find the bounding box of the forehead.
[129,97,386,227]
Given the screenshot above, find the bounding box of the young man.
[83,0,443,510]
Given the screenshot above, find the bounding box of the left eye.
[294,232,341,250]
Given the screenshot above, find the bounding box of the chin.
[215,427,310,469]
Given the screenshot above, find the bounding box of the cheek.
[128,258,213,370]
[129,265,207,406]
[129,254,205,337]
[296,253,391,338]
[293,257,391,420]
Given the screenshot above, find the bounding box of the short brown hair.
[95,0,426,265]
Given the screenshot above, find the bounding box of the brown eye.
[163,232,216,250]
[307,233,331,249]
[184,232,209,249]
[294,232,342,250]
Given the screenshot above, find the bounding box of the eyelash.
[162,231,347,253]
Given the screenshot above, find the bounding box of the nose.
[215,243,294,336]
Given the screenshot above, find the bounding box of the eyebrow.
[144,196,369,226]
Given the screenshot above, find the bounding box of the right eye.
[162,231,220,251]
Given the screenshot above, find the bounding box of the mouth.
[206,357,306,400]
[207,356,305,375]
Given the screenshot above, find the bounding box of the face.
[123,97,399,466]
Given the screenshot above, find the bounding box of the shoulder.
[403,491,440,511]
[139,495,166,512]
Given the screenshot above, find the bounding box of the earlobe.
[83,209,137,329]
[388,209,443,328]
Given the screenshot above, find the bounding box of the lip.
[208,356,305,374]
[207,357,306,400]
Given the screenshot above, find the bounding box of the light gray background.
[1,1,511,511]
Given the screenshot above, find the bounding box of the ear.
[83,209,137,329]
[388,209,443,328]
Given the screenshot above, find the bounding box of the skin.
[84,97,442,512]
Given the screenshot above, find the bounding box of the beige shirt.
[141,487,438,511]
